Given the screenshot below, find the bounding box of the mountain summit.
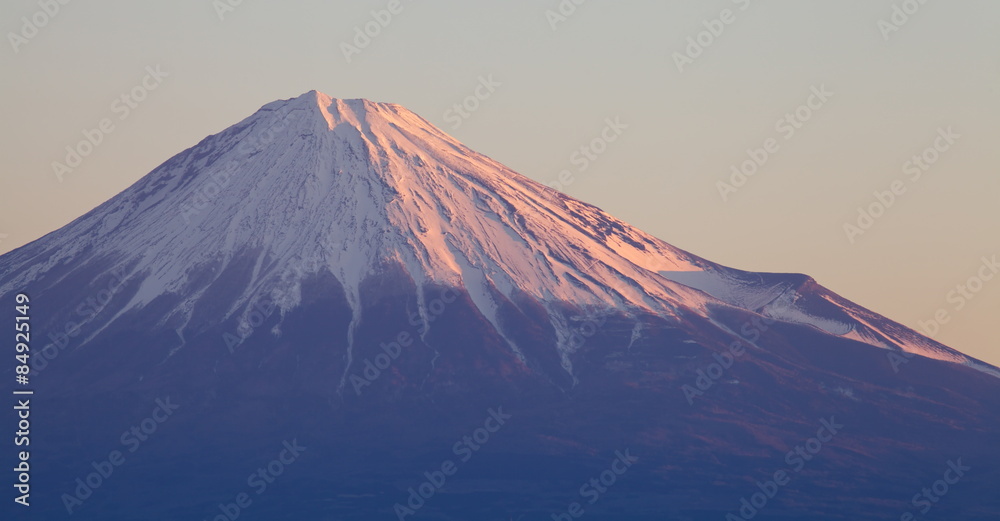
[4,91,999,520]
[2,90,992,380]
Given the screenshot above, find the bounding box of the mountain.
[3,91,998,521]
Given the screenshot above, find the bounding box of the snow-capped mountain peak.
[0,91,995,380]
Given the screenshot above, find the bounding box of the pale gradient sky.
[1,1,998,365]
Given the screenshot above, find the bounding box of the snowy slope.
[0,90,994,378]
[657,266,993,375]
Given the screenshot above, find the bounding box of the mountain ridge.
[5,91,1000,520]
[2,90,994,381]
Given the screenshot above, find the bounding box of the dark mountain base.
[24,280,1000,521]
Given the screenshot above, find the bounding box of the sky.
[1,0,998,366]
